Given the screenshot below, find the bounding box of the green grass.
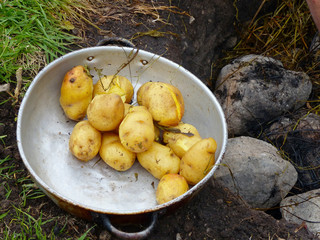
[0,0,83,86]
[0,1,98,238]
[2,207,96,239]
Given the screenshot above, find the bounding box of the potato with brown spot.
[180,138,217,185]
[99,132,136,171]
[87,93,124,131]
[137,141,180,179]
[137,82,184,126]
[93,75,134,103]
[156,173,189,204]
[69,120,101,161]
[119,106,154,153]
[163,122,202,158]
[60,65,93,121]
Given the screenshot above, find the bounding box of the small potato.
[93,75,134,103]
[99,132,136,171]
[156,174,189,204]
[87,93,124,131]
[119,106,154,153]
[137,82,184,126]
[163,122,202,158]
[60,65,93,121]
[180,138,217,185]
[137,142,180,179]
[69,120,101,161]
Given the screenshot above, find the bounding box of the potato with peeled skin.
[156,173,189,204]
[119,106,154,153]
[137,141,180,180]
[180,138,217,185]
[60,65,93,121]
[137,82,184,126]
[87,93,124,131]
[93,75,134,103]
[99,132,136,171]
[162,122,202,158]
[69,120,101,161]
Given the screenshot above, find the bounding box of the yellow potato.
[59,65,93,121]
[93,75,134,103]
[137,141,180,179]
[99,132,136,171]
[69,120,101,161]
[162,122,202,158]
[180,138,217,185]
[87,93,124,131]
[156,173,189,204]
[137,82,185,126]
[119,106,154,153]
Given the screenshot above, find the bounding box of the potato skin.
[137,82,185,126]
[99,132,136,171]
[93,75,134,103]
[163,122,202,158]
[180,138,217,185]
[156,174,189,204]
[87,93,124,131]
[60,65,93,121]
[69,120,101,161]
[119,106,154,153]
[137,141,180,179]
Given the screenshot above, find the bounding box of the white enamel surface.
[17,47,227,214]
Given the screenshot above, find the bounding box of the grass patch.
[0,0,100,98]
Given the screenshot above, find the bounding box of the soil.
[0,1,318,239]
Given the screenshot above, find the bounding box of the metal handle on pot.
[97,37,135,48]
[91,212,158,240]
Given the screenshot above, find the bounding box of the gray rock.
[214,136,298,209]
[214,54,312,136]
[280,189,320,238]
[263,112,320,193]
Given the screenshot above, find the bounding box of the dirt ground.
[0,1,318,239]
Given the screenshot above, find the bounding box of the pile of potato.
[60,65,217,205]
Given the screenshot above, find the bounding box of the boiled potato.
[156,173,189,204]
[180,138,217,185]
[137,82,185,126]
[137,141,180,179]
[87,93,124,131]
[99,132,136,171]
[119,106,154,153]
[163,122,202,158]
[69,120,101,161]
[93,75,134,103]
[60,65,93,121]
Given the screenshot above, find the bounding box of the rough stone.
[214,54,312,136]
[281,188,320,238]
[213,136,298,209]
[262,112,320,193]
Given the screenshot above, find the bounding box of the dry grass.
[221,0,320,114]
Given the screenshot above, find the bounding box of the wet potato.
[119,106,155,153]
[137,141,180,180]
[156,173,189,204]
[180,138,217,185]
[93,75,134,103]
[87,93,125,132]
[59,65,93,121]
[137,82,185,126]
[163,122,202,158]
[99,132,136,171]
[69,120,102,161]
